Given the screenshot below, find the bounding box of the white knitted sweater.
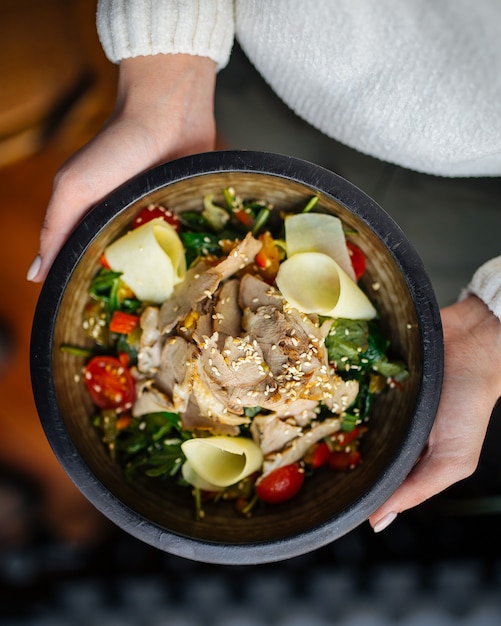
[96,0,501,318]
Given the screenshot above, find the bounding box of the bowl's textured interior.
[31,151,443,564]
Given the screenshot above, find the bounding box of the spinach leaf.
[180,231,223,267]
[324,317,409,420]
[178,211,210,232]
[113,412,190,481]
[88,267,141,315]
[325,318,369,367]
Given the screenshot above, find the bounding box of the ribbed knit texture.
[97,0,501,177]
[462,257,501,321]
[235,0,501,178]
[97,0,235,70]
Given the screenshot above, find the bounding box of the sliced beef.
[158,261,218,334]
[158,233,262,335]
[154,336,196,399]
[211,279,242,348]
[132,385,174,417]
[238,273,283,313]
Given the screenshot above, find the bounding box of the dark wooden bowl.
[31,151,443,564]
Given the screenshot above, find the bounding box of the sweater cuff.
[97,0,235,70]
[460,256,501,322]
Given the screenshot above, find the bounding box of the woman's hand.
[28,53,217,282]
[369,295,501,532]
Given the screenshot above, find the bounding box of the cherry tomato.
[304,442,331,468]
[328,450,361,471]
[346,241,366,280]
[255,462,305,504]
[83,355,135,412]
[132,204,181,231]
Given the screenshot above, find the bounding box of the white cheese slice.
[104,218,186,303]
[284,213,356,280]
[181,436,263,489]
[276,251,377,320]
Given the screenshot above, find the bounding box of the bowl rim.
[30,150,443,564]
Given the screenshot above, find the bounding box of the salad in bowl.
[73,188,407,520]
[31,151,441,564]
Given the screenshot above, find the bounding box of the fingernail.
[27,255,42,281]
[373,511,398,533]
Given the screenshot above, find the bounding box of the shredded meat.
[158,233,262,335]
[154,336,196,400]
[133,237,361,468]
[238,273,284,312]
[260,417,342,476]
[137,306,161,374]
[212,279,242,348]
[250,414,302,456]
[158,261,218,334]
[132,384,174,417]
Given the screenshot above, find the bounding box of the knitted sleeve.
[96,0,235,70]
[461,257,501,322]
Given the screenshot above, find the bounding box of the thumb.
[368,446,468,532]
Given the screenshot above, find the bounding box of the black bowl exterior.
[31,150,443,565]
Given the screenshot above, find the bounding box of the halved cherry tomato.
[304,442,331,468]
[346,241,366,280]
[328,450,361,471]
[83,355,135,412]
[255,462,305,504]
[109,310,140,335]
[132,204,181,231]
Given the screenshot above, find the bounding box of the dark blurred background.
[1,2,500,624]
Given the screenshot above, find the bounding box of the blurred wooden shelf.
[0,0,117,543]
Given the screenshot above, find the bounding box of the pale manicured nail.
[27,255,42,281]
[373,511,398,533]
